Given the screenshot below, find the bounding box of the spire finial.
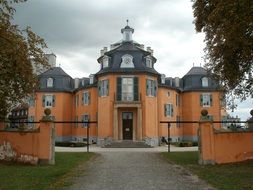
[126,19,129,26]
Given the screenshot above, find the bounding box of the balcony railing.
[114,92,141,102]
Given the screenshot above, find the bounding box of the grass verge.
[0,152,94,190]
[162,151,253,190]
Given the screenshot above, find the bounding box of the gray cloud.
[12,0,252,119]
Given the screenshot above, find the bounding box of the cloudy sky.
[13,0,252,120]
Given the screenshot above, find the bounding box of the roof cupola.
[121,19,134,42]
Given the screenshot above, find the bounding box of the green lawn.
[162,152,253,190]
[0,152,94,190]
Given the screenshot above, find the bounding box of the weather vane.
[126,19,129,26]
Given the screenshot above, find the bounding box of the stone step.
[104,141,152,148]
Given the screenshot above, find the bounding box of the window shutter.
[42,95,45,107]
[164,104,167,116]
[154,81,157,97]
[98,81,101,97]
[200,94,203,106]
[116,77,122,101]
[146,79,149,96]
[134,77,138,101]
[171,104,174,116]
[210,94,213,106]
[106,80,109,96]
[87,115,90,127]
[88,92,90,104]
[52,95,56,107]
[82,93,84,105]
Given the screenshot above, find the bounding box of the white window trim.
[100,79,109,97]
[120,54,134,68]
[45,94,53,108]
[202,93,211,107]
[202,77,208,87]
[83,91,89,105]
[165,103,173,117]
[145,57,152,68]
[47,78,54,87]
[103,56,109,68]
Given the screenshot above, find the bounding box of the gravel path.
[65,152,215,190]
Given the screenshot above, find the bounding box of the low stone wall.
[0,121,55,165]
[199,121,253,164]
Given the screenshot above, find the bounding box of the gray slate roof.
[37,67,74,92]
[184,67,207,76]
[96,42,159,76]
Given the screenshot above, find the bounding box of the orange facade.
[28,25,226,146]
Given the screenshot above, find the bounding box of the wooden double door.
[122,112,133,140]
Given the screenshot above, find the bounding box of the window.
[28,116,35,128]
[145,57,152,68]
[47,78,54,87]
[146,79,157,97]
[103,56,109,68]
[164,104,173,117]
[75,94,79,107]
[117,77,138,101]
[167,91,170,97]
[200,93,213,107]
[98,79,109,96]
[122,78,134,101]
[82,92,90,105]
[176,116,180,127]
[82,114,89,128]
[176,94,180,106]
[28,96,35,107]
[75,116,78,128]
[120,54,134,68]
[43,94,55,107]
[202,77,208,87]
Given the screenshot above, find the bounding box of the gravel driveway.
[65,151,214,190]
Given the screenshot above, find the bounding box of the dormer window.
[103,56,109,68]
[47,78,54,87]
[202,77,208,87]
[120,54,134,68]
[145,57,152,68]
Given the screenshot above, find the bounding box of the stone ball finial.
[201,109,208,117]
[44,108,51,116]
[250,109,253,116]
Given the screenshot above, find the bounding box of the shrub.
[55,141,87,147]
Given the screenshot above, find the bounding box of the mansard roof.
[39,67,71,77]
[37,67,74,92]
[184,66,207,76]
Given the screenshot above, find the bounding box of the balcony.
[114,92,141,104]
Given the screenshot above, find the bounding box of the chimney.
[89,74,94,84]
[45,53,56,67]
[100,49,104,56]
[140,44,144,50]
[147,47,151,52]
[150,49,154,56]
[74,78,79,89]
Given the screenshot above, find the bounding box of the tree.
[192,0,253,101]
[0,0,49,119]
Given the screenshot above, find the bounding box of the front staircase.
[104,140,152,148]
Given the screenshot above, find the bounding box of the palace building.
[28,24,226,146]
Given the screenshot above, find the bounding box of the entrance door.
[122,112,133,140]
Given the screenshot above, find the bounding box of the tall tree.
[0,0,49,119]
[192,0,253,101]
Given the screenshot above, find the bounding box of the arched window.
[47,78,54,87]
[202,77,208,87]
[120,54,134,68]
